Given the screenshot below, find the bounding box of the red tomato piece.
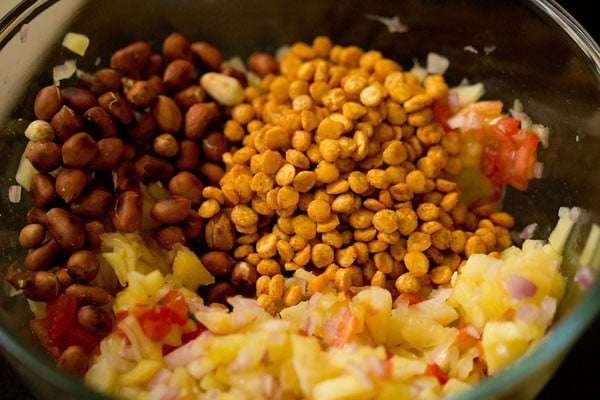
[332,308,360,347]
[491,117,520,142]
[58,322,101,355]
[161,290,188,326]
[396,292,423,306]
[433,101,454,132]
[136,307,173,341]
[425,362,449,385]
[46,294,78,341]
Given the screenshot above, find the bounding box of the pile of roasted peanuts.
[9,33,517,321]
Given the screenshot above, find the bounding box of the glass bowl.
[0,1,598,399]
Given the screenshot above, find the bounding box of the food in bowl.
[4,30,580,399]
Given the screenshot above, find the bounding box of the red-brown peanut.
[111,191,143,233]
[46,208,86,251]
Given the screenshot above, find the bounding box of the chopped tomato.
[425,362,449,385]
[396,292,423,306]
[57,322,101,355]
[490,117,520,142]
[46,294,78,341]
[481,117,539,190]
[160,290,188,326]
[456,323,480,351]
[432,101,454,132]
[130,290,191,341]
[136,307,173,341]
[332,308,360,347]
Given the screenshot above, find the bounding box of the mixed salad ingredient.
[5,32,564,399]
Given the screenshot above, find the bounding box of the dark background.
[1,1,599,399]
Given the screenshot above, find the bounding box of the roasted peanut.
[162,32,194,63]
[55,168,92,203]
[24,238,62,271]
[30,173,56,208]
[25,141,62,172]
[61,132,99,168]
[247,52,279,77]
[77,305,113,336]
[168,171,204,205]
[230,261,258,296]
[98,91,133,125]
[202,131,229,162]
[50,105,85,142]
[66,250,100,281]
[18,224,46,249]
[200,251,235,277]
[205,281,236,305]
[126,110,156,142]
[175,139,200,171]
[57,345,89,378]
[174,85,206,110]
[46,208,86,251]
[60,87,97,113]
[205,211,235,251]
[163,59,197,91]
[83,106,118,138]
[111,191,143,233]
[110,41,152,75]
[151,195,192,224]
[151,95,183,133]
[191,41,222,71]
[153,225,186,250]
[8,270,60,301]
[65,283,112,305]
[134,154,175,183]
[34,85,63,121]
[125,80,158,108]
[84,220,105,250]
[184,102,219,140]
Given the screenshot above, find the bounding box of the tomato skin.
[433,101,454,132]
[46,294,78,341]
[481,117,539,190]
[491,117,520,142]
[425,362,449,385]
[161,290,188,326]
[126,290,191,341]
[332,308,360,347]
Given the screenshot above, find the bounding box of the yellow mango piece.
[119,359,163,387]
[172,249,215,290]
[312,374,373,400]
[481,320,543,374]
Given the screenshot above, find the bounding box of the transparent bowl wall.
[0,1,599,399]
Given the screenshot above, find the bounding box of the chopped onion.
[539,296,557,327]
[519,223,538,239]
[8,185,22,203]
[569,206,582,222]
[532,124,550,148]
[363,14,408,34]
[483,45,496,55]
[532,162,544,179]
[506,274,538,300]
[574,266,595,291]
[463,45,478,54]
[53,59,77,85]
[426,52,450,75]
[449,82,485,108]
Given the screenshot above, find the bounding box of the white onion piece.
[464,45,478,54]
[426,52,450,75]
[574,266,595,291]
[532,124,550,148]
[446,92,460,111]
[8,185,21,203]
[532,161,544,179]
[519,223,538,239]
[506,274,538,299]
[569,206,582,222]
[53,59,77,86]
[363,14,408,34]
